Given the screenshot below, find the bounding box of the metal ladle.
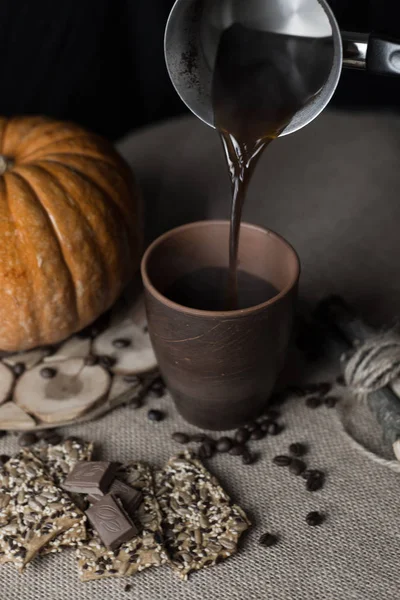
[165,0,400,136]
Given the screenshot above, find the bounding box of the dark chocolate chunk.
[13,362,25,377]
[147,409,164,422]
[250,428,265,441]
[235,428,250,444]
[40,367,57,379]
[289,459,306,476]
[229,445,246,456]
[216,437,233,453]
[306,511,325,526]
[259,533,278,547]
[88,479,142,515]
[98,355,117,369]
[18,432,38,447]
[306,396,322,409]
[112,338,131,349]
[172,432,190,444]
[324,396,339,408]
[86,494,138,550]
[84,355,98,366]
[63,461,118,494]
[273,455,292,467]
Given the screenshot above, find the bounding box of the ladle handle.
[342,31,400,76]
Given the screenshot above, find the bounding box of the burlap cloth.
[1,109,400,598]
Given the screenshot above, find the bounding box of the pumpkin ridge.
[32,161,112,303]
[2,174,41,345]
[41,156,137,234]
[18,134,97,162]
[1,118,10,155]
[11,169,80,323]
[41,157,135,264]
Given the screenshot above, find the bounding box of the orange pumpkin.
[0,116,141,351]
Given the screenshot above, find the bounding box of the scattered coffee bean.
[13,362,25,377]
[235,428,250,444]
[229,445,246,456]
[259,533,278,547]
[0,454,10,465]
[191,433,208,443]
[305,470,325,492]
[216,437,233,453]
[264,408,280,421]
[150,378,166,397]
[336,375,345,386]
[242,450,256,465]
[172,432,190,445]
[130,398,142,409]
[250,428,265,441]
[289,458,306,476]
[84,355,98,366]
[198,441,214,459]
[246,422,258,433]
[306,396,322,409]
[260,420,272,433]
[124,583,132,592]
[267,422,283,435]
[147,409,164,422]
[98,355,117,369]
[40,367,57,379]
[112,338,131,349]
[302,468,324,481]
[273,455,292,467]
[306,511,325,526]
[324,396,339,408]
[289,442,307,457]
[317,382,332,396]
[18,432,38,447]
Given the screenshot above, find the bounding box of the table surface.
[1,109,400,599]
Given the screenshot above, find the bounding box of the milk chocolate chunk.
[85,494,138,550]
[62,461,117,494]
[88,478,143,514]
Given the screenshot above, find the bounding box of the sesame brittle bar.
[0,449,84,570]
[76,462,168,581]
[155,451,250,580]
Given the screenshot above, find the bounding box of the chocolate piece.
[88,478,143,514]
[86,494,138,550]
[63,461,117,494]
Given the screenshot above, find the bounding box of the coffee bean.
[267,422,283,436]
[264,408,280,421]
[147,409,164,422]
[191,433,207,443]
[172,432,190,445]
[151,378,166,393]
[259,533,278,547]
[216,437,233,453]
[260,420,272,433]
[289,443,307,457]
[324,396,339,408]
[273,455,292,467]
[124,583,132,592]
[250,428,265,441]
[198,441,214,459]
[18,432,38,447]
[306,472,325,492]
[302,469,324,481]
[229,445,246,456]
[235,428,250,444]
[123,374,141,384]
[336,375,345,386]
[13,362,25,377]
[130,398,142,409]
[289,458,306,476]
[246,422,258,433]
[98,355,116,369]
[40,367,57,379]
[306,396,321,409]
[112,338,131,349]
[242,450,256,465]
[306,511,325,526]
[84,355,98,366]
[0,454,10,465]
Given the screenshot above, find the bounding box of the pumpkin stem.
[0,155,14,175]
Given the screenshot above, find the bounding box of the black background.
[2,0,400,140]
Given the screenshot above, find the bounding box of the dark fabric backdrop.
[1,0,400,140]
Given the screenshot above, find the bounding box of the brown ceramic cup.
[141,221,300,430]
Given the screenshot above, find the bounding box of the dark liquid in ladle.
[212,25,334,309]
